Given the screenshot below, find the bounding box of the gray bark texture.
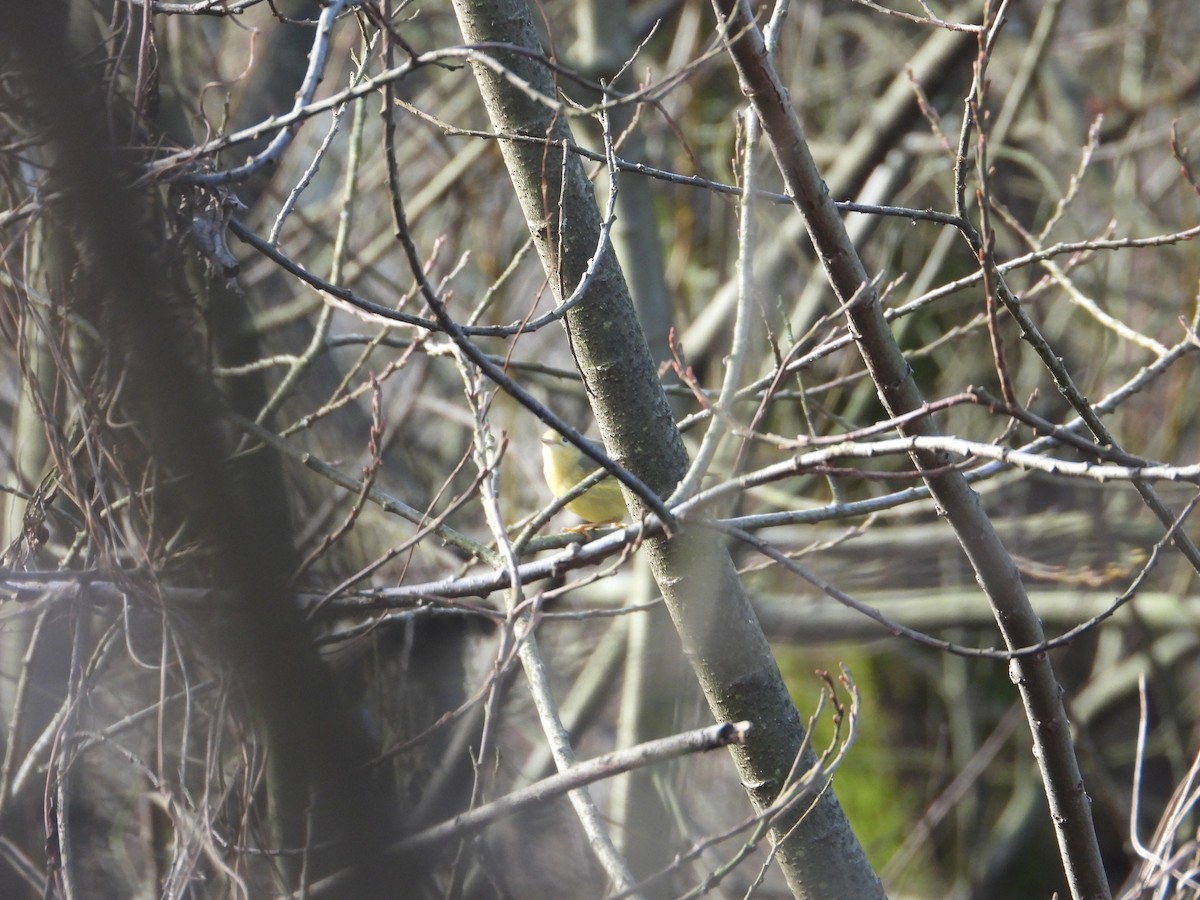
[450,1,886,896]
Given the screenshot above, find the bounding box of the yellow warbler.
[540,430,627,523]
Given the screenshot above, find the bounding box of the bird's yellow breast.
[540,431,628,523]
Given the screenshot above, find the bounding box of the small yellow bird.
[540,430,628,523]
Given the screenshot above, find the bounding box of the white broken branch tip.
[720,721,753,744]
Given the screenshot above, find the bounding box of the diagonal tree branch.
[707,1,1109,897]
[447,0,884,896]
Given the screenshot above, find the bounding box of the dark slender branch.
[709,1,1110,896]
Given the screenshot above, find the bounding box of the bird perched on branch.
[540,430,627,524]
